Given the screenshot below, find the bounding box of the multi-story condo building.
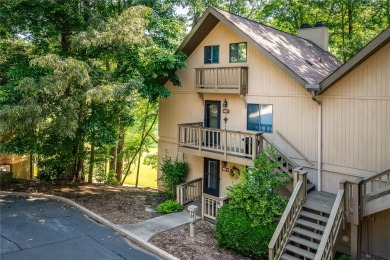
[158,7,389,259]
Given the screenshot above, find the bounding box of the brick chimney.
[298,22,329,51]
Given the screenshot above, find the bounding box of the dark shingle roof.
[212,7,342,84]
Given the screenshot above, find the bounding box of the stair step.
[303,201,332,214]
[300,210,329,223]
[296,219,325,232]
[292,227,322,241]
[289,235,319,250]
[285,244,316,259]
[281,254,301,260]
[307,182,315,191]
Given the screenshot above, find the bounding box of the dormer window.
[204,45,219,64]
[230,42,247,63]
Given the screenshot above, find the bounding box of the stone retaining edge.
[0,191,180,260]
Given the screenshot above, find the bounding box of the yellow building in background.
[0,154,31,179]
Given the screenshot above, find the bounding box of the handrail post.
[215,68,218,91]
[198,127,202,155]
[251,133,257,160]
[224,130,227,161]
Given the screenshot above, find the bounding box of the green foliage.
[0,1,187,182]
[159,152,189,198]
[94,170,119,185]
[337,255,353,260]
[216,206,276,258]
[216,146,290,257]
[226,146,290,226]
[156,200,183,214]
[36,165,65,182]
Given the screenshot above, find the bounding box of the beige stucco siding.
[321,43,390,185]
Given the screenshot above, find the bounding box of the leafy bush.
[337,255,354,260]
[37,165,65,181]
[216,206,276,258]
[216,146,291,257]
[156,200,183,214]
[159,152,188,198]
[226,146,290,226]
[94,170,119,185]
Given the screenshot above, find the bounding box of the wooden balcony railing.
[178,123,263,165]
[195,67,248,94]
[202,193,229,221]
[176,178,203,206]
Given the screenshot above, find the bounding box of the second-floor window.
[230,42,247,63]
[204,45,219,64]
[247,104,273,133]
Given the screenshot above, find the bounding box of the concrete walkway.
[120,211,200,242]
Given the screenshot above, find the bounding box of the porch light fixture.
[222,161,227,167]
[223,98,228,108]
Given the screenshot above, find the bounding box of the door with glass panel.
[204,101,221,147]
[203,158,220,196]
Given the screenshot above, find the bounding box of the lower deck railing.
[176,178,203,206]
[202,193,229,221]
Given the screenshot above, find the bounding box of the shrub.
[159,152,188,198]
[156,200,183,214]
[37,165,65,181]
[216,206,276,258]
[94,170,119,185]
[226,146,290,226]
[337,255,354,260]
[216,146,291,257]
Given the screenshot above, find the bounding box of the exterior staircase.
[280,191,337,260]
[269,170,345,260]
[262,137,315,193]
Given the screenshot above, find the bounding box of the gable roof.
[319,26,390,94]
[177,6,342,87]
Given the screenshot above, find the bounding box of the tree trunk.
[109,145,117,172]
[135,151,142,187]
[88,143,95,183]
[61,32,70,55]
[29,153,33,179]
[75,158,84,181]
[116,128,125,182]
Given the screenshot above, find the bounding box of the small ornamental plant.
[156,200,183,214]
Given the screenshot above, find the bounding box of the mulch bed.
[1,179,253,259]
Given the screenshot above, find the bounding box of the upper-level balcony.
[195,67,248,95]
[177,122,262,166]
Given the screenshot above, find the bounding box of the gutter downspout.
[311,91,322,192]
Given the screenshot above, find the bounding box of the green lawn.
[123,148,158,188]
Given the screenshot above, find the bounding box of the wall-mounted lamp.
[223,98,228,108]
[222,161,227,167]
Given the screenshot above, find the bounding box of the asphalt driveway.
[0,195,158,260]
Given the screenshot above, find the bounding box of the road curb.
[0,191,180,260]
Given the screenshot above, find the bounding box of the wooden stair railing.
[176,178,203,206]
[361,168,390,216]
[269,169,308,260]
[315,189,345,260]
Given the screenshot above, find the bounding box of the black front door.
[204,158,220,196]
[204,101,221,146]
